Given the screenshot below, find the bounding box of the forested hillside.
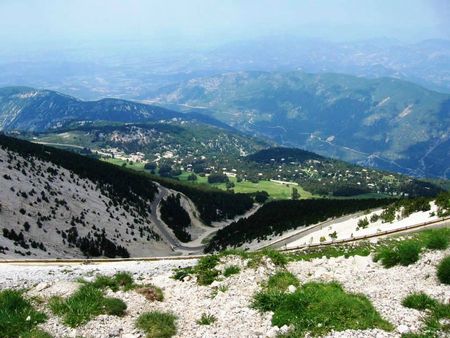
[152,71,450,179]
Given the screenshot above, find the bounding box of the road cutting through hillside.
[1,216,448,265]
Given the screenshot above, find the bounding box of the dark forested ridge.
[205,198,392,252]
[160,193,192,242]
[0,134,158,216]
[149,175,255,225]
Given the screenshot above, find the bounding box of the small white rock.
[287,285,297,293]
[397,324,409,334]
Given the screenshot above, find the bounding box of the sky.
[0,0,448,50]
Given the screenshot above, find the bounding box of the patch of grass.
[402,293,437,310]
[196,313,217,325]
[0,290,49,338]
[253,280,393,337]
[172,255,222,285]
[402,292,450,337]
[437,255,450,285]
[287,242,373,262]
[266,271,300,292]
[425,229,449,250]
[136,311,177,338]
[49,284,127,327]
[89,272,135,291]
[21,329,53,338]
[247,248,289,268]
[171,266,194,281]
[102,297,128,316]
[210,285,228,298]
[136,284,164,302]
[223,265,241,277]
[374,240,421,268]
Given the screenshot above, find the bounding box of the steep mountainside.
[0,86,228,132]
[151,71,450,179]
[0,135,258,258]
[0,138,170,258]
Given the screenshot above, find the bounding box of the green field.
[100,159,391,201]
[102,157,146,170]
[177,171,315,200]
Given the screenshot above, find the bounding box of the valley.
[149,71,450,179]
[1,2,450,338]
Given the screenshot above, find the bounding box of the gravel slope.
[0,246,448,338]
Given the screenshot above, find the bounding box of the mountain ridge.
[149,71,450,179]
[0,86,230,132]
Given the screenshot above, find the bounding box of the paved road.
[149,184,205,253]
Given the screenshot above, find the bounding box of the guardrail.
[1,216,449,265]
[278,216,450,252]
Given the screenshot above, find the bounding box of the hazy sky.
[0,0,448,49]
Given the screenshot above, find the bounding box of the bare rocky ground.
[0,146,172,258]
[0,247,448,338]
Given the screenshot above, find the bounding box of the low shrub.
[136,285,164,302]
[437,255,450,285]
[136,311,177,338]
[357,217,369,229]
[0,290,48,338]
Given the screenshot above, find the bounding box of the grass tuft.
[136,311,177,338]
[196,313,217,325]
[401,292,450,336]
[253,279,393,337]
[402,293,437,310]
[89,271,135,291]
[374,240,421,268]
[223,265,241,277]
[0,289,49,338]
[49,284,126,327]
[437,255,450,285]
[266,271,300,292]
[425,230,449,250]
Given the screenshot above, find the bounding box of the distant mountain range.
[150,71,450,179]
[0,86,228,132]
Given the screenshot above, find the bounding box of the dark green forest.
[160,193,192,242]
[205,198,392,252]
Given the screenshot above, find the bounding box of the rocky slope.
[0,246,448,337]
[0,144,172,258]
